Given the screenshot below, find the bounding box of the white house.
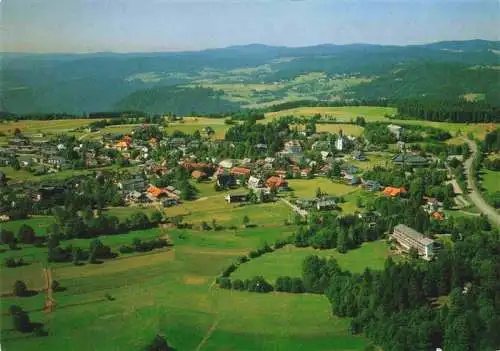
[219,159,234,169]
[388,124,404,139]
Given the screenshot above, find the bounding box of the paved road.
[464,139,500,227]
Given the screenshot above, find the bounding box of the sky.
[1,0,499,53]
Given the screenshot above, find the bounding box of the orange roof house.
[383,186,408,197]
[123,135,133,144]
[431,212,445,221]
[115,141,130,150]
[191,170,207,180]
[147,185,169,198]
[230,167,251,176]
[266,176,288,188]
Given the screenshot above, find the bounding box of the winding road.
[464,139,500,227]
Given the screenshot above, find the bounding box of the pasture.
[287,178,358,198]
[231,241,390,283]
[0,207,369,350]
[0,119,94,136]
[481,169,500,194]
[264,106,498,140]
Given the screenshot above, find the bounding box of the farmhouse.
[283,140,303,154]
[383,186,408,197]
[191,170,207,181]
[388,124,404,139]
[363,180,381,192]
[316,197,337,211]
[118,176,147,192]
[248,176,264,189]
[225,192,248,204]
[219,159,234,169]
[201,126,215,137]
[352,150,367,161]
[392,153,428,167]
[47,156,68,168]
[391,224,435,260]
[230,167,251,176]
[163,198,179,207]
[266,176,288,190]
[126,191,150,204]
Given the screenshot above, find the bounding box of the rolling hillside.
[1,40,499,114]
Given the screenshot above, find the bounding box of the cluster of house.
[0,135,114,173]
[295,196,337,211]
[117,174,181,207]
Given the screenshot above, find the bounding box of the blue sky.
[1,0,499,53]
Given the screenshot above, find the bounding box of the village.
[0,116,463,263]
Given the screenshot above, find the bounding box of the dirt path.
[194,318,220,351]
[464,139,500,227]
[280,198,308,217]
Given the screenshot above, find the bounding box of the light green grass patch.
[264,106,499,140]
[288,178,358,198]
[481,169,500,193]
[232,241,390,283]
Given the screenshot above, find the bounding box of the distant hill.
[115,86,241,115]
[1,40,499,114]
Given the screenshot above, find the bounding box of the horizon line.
[1,38,497,55]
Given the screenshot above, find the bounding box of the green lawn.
[1,222,368,350]
[2,164,127,182]
[232,241,390,283]
[481,169,500,193]
[0,216,54,235]
[287,178,358,198]
[0,119,95,136]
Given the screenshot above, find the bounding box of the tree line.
[395,99,500,123]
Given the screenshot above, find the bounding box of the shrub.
[219,277,232,289]
[290,278,305,293]
[119,245,135,254]
[248,250,261,259]
[4,257,17,268]
[51,280,61,292]
[247,276,273,293]
[232,279,245,291]
[18,224,36,244]
[274,239,287,249]
[13,280,28,297]
[237,255,249,264]
[11,306,31,332]
[221,263,237,278]
[146,334,171,351]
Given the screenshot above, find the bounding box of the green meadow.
[1,204,369,350]
[232,241,391,283]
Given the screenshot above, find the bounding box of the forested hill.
[114,86,241,115]
[1,40,499,115]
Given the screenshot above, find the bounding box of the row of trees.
[396,99,499,123]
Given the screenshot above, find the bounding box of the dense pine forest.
[395,100,500,123]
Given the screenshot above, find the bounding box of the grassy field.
[264,106,498,140]
[232,241,390,283]
[1,164,129,183]
[0,119,94,136]
[287,178,358,198]
[0,216,368,350]
[481,169,500,193]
